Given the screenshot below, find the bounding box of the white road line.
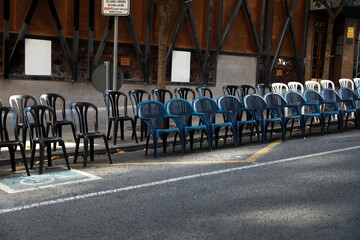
[1,145,359,215]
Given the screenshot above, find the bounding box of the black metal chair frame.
[0,107,30,176]
[70,102,112,167]
[104,90,138,145]
[24,105,70,174]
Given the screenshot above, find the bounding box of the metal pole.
[113,16,119,90]
[105,61,111,136]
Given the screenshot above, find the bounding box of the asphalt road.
[1,128,360,239]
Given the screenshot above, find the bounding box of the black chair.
[0,107,30,176]
[24,105,70,174]
[196,87,213,98]
[103,90,138,145]
[69,102,112,168]
[174,87,196,101]
[222,85,240,98]
[239,85,256,100]
[151,88,173,104]
[9,94,37,148]
[256,83,272,96]
[39,93,76,150]
[128,89,151,142]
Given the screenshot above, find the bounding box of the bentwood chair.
[70,102,112,167]
[104,90,138,145]
[0,107,30,176]
[24,105,70,174]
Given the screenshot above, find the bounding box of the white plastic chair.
[339,78,354,90]
[353,78,360,88]
[271,83,289,116]
[320,80,335,90]
[305,80,321,92]
[288,82,304,93]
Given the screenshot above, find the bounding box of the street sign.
[102,0,130,16]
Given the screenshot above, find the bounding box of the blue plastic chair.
[217,95,260,144]
[193,96,237,148]
[264,92,305,139]
[137,100,185,159]
[357,86,360,96]
[284,91,324,136]
[243,94,285,144]
[303,89,341,134]
[338,87,360,130]
[166,98,211,152]
[321,88,344,131]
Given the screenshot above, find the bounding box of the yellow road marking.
[0,140,281,174]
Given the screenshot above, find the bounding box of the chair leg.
[19,144,30,176]
[145,134,150,156]
[9,147,16,172]
[255,123,261,144]
[269,122,275,139]
[249,124,254,142]
[113,120,118,145]
[60,140,71,170]
[173,132,178,152]
[309,117,314,134]
[120,120,125,140]
[345,113,349,129]
[162,134,168,153]
[83,138,88,168]
[39,143,44,174]
[90,138,94,162]
[261,121,267,144]
[30,142,36,169]
[107,120,113,141]
[290,119,295,137]
[153,132,159,159]
[70,123,77,142]
[47,143,52,167]
[327,115,331,131]
[103,135,113,164]
[74,138,80,163]
[131,119,138,143]
[189,131,194,150]
[214,128,220,147]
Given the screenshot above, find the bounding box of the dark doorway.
[311,18,328,80]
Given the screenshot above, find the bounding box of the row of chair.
[136,86,360,159]
[1,94,113,175]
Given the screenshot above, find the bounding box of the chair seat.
[0,141,23,147]
[151,128,180,135]
[78,132,106,139]
[33,136,63,144]
[184,125,207,132]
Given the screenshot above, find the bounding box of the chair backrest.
[243,94,268,120]
[222,85,240,97]
[338,87,358,110]
[303,89,324,105]
[239,85,256,101]
[24,105,54,138]
[339,78,354,90]
[284,91,307,108]
[128,89,151,117]
[9,94,37,124]
[103,90,129,118]
[217,95,244,120]
[166,98,195,126]
[193,96,220,124]
[39,93,66,122]
[69,102,99,134]
[174,87,196,101]
[137,100,167,129]
[256,84,272,96]
[288,82,304,93]
[305,81,321,92]
[151,88,173,104]
[320,80,335,90]
[0,107,18,142]
[321,88,341,102]
[271,83,289,95]
[353,78,360,88]
[196,87,213,98]
[264,92,287,110]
